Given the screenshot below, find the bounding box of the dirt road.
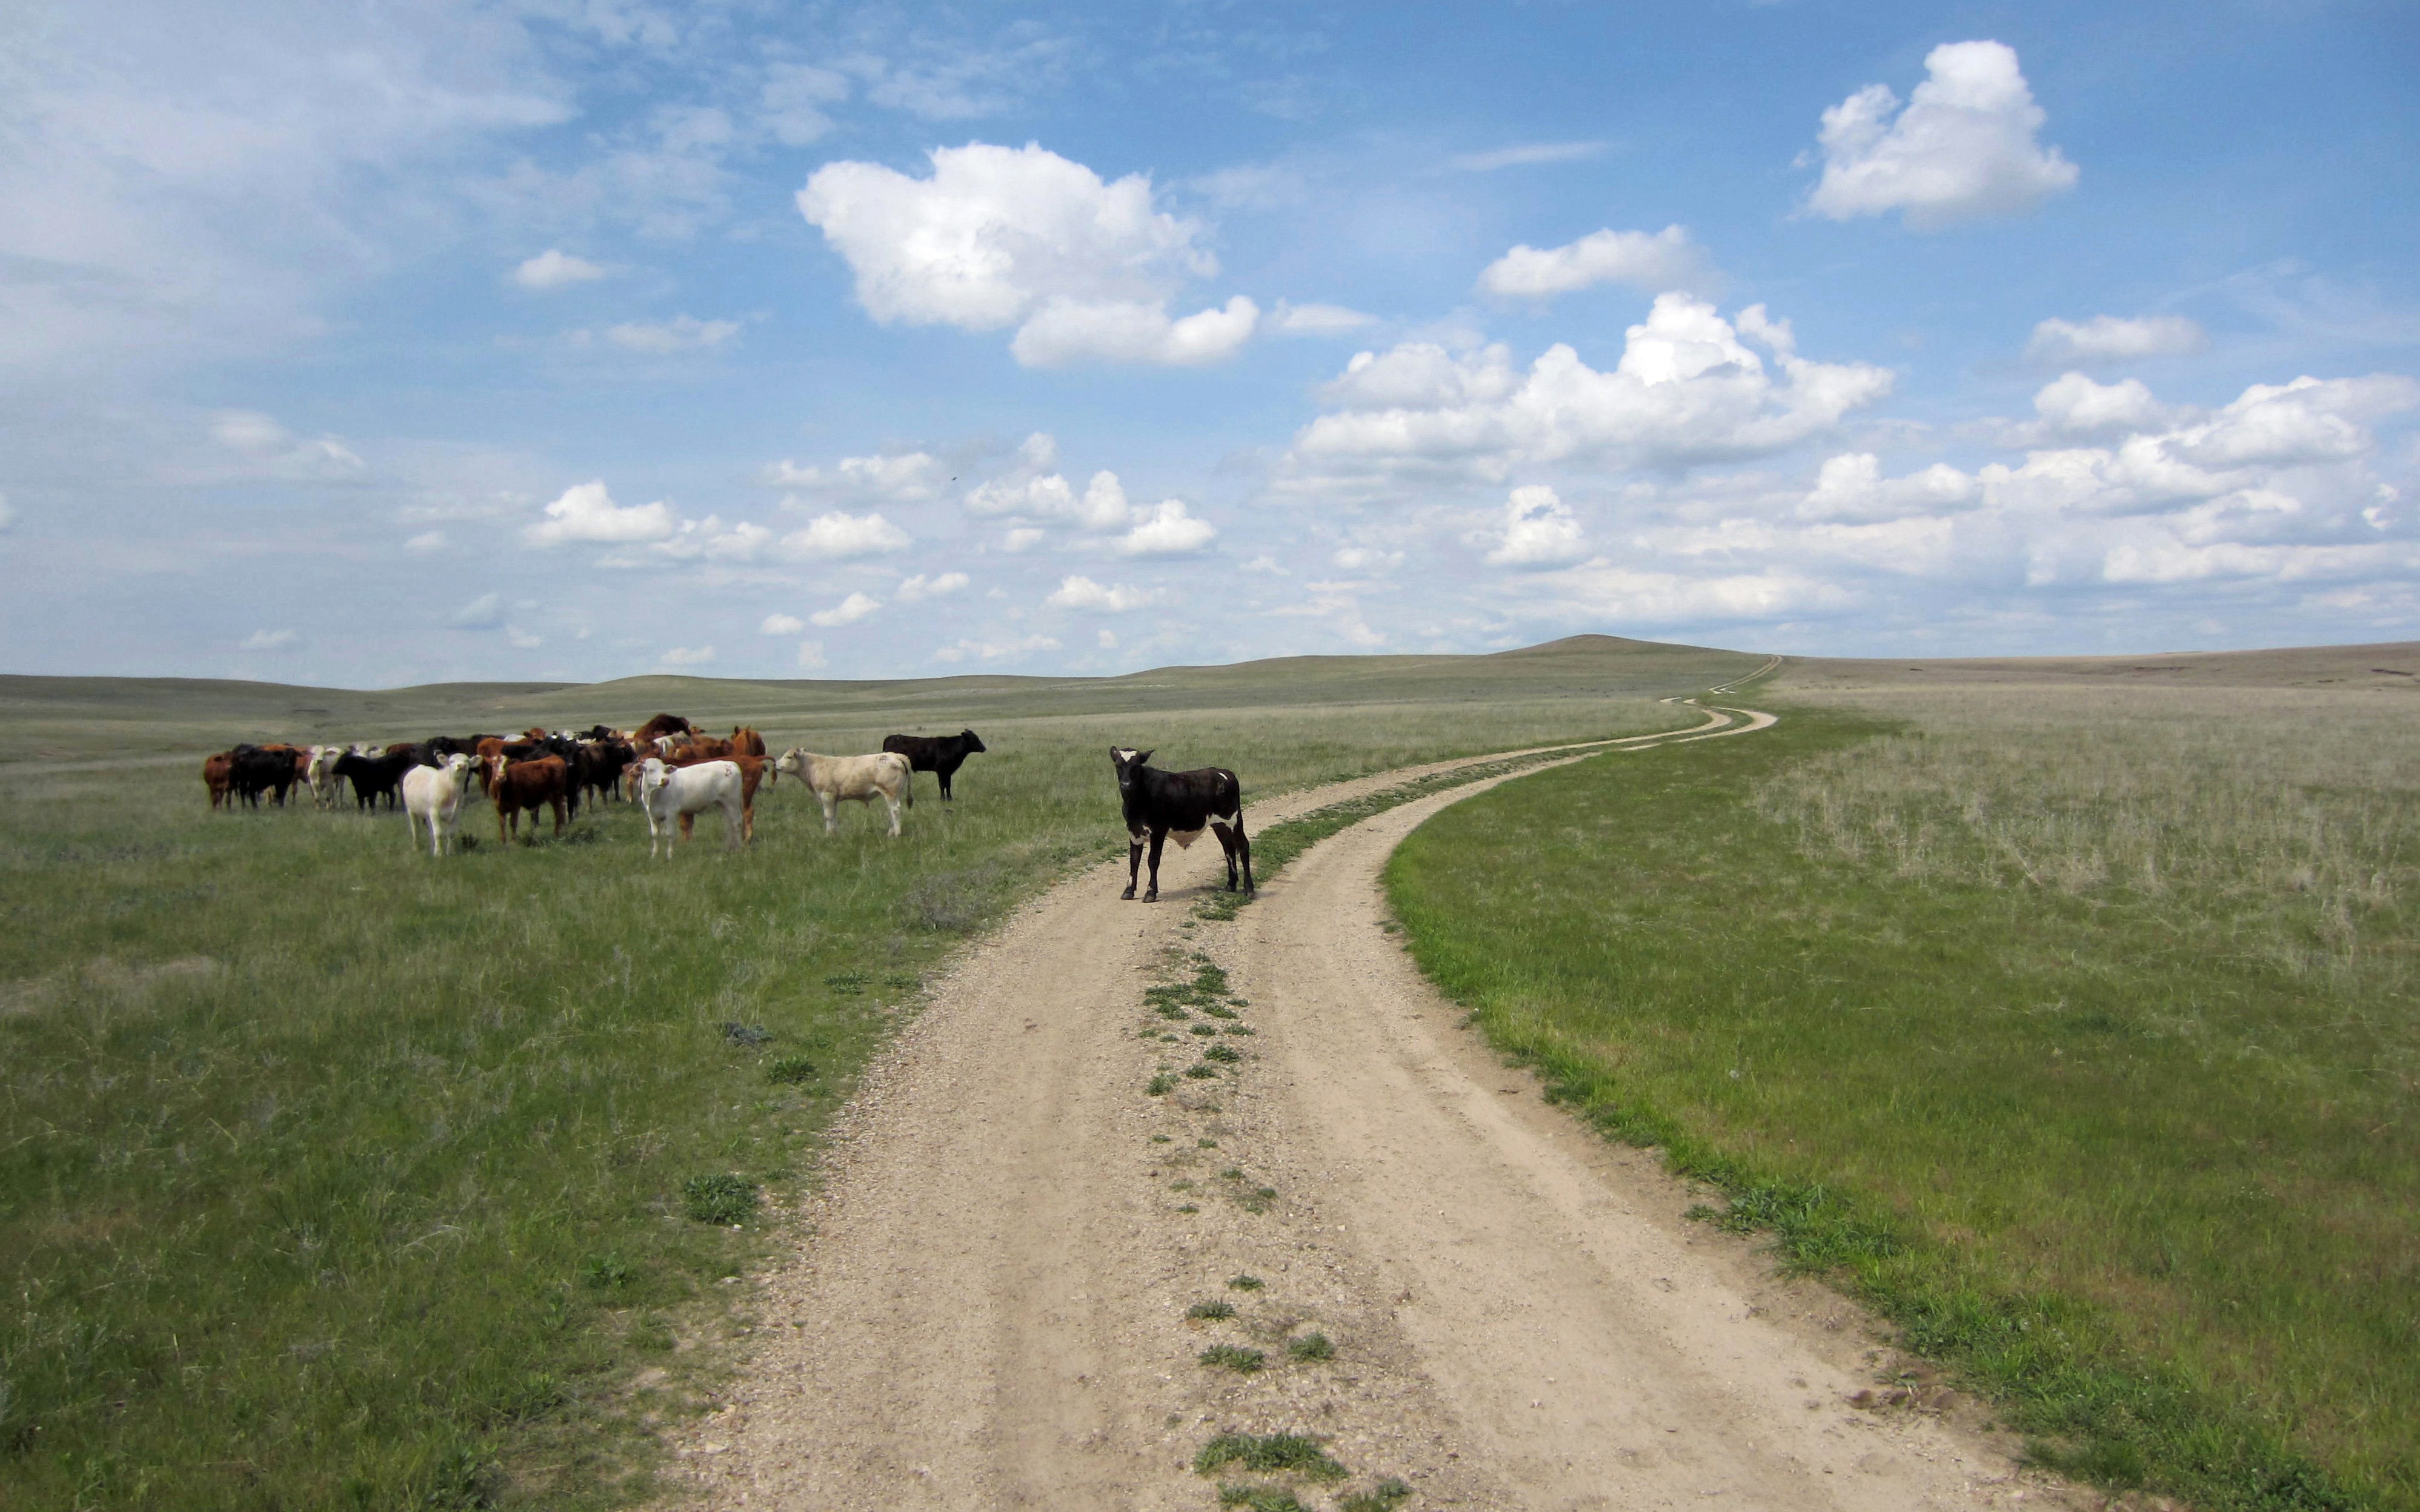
[668,704,2072,1510]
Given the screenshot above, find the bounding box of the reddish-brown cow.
[203,751,234,811]
[668,749,764,841]
[488,754,569,843]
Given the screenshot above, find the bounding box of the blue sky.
[2,1,2415,685]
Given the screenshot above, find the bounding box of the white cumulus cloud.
[659,645,715,667]
[1010,294,1258,367]
[1795,453,1981,522]
[759,612,806,635]
[1485,485,1591,566]
[809,591,882,626]
[799,141,1255,367]
[763,451,944,502]
[2026,373,2177,439]
[1289,294,1892,483]
[1477,225,1711,300]
[779,509,911,559]
[239,628,297,652]
[1805,41,2078,229]
[514,250,607,290]
[1048,574,1154,611]
[1271,300,1378,336]
[2025,314,2209,366]
[1112,499,1217,556]
[524,480,678,546]
[896,571,969,601]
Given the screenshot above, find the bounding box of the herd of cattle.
[199,715,991,858]
[198,714,1254,901]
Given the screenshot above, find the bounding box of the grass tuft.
[1217,1484,1309,1511]
[1228,1273,1264,1290]
[1186,1299,1237,1321]
[1195,1432,1349,1482]
[764,1053,817,1084]
[1199,1344,1266,1373]
[1146,1072,1177,1096]
[1340,1477,1415,1512]
[1286,1332,1333,1362]
[680,1173,759,1225]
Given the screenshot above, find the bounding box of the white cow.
[304,744,345,807]
[401,753,480,857]
[773,748,911,837]
[637,756,746,858]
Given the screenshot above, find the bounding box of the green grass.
[1194,1431,1349,1482]
[1285,1333,1333,1362]
[1339,1477,1414,1512]
[1386,698,2419,1512]
[1198,1344,1266,1373]
[1186,1300,1237,1322]
[0,648,1720,1511]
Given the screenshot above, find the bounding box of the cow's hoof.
[1120,887,1136,900]
[1143,891,1158,903]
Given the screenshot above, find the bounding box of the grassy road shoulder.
[1385,704,2416,1512]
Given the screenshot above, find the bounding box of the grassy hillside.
[0,637,1731,1510]
[1388,646,2419,1511]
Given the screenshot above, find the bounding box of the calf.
[773,748,910,837]
[1109,747,1251,903]
[636,756,746,858]
[305,744,345,807]
[203,751,234,811]
[334,749,415,811]
[882,728,985,801]
[488,754,568,843]
[402,754,480,857]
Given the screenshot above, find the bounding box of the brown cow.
[730,725,766,758]
[488,754,568,843]
[632,712,694,746]
[677,734,735,760]
[669,749,765,841]
[474,736,512,795]
[203,751,234,811]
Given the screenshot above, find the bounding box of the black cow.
[228,744,297,809]
[883,729,988,801]
[1109,747,1252,903]
[579,739,634,805]
[334,750,415,812]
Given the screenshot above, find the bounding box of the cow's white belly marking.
[1168,826,1205,849]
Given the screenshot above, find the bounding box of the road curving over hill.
[666,694,2077,1511]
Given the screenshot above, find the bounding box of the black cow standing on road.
[1110,747,1252,903]
[883,729,987,801]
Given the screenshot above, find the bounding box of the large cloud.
[1805,41,2078,229]
[1287,294,1892,483]
[1477,226,1710,300]
[799,141,1255,366]
[524,480,678,545]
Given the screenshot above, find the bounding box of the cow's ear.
[1108,745,1125,762]
[1134,749,1154,767]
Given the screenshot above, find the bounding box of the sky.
[2,1,2416,686]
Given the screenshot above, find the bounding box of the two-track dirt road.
[666,699,2079,1510]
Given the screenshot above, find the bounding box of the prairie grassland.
[0,649,1715,1511]
[1387,684,2419,1511]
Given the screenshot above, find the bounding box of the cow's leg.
[497,802,510,845]
[1144,829,1167,902]
[820,794,839,834]
[938,768,951,802]
[680,812,695,843]
[406,807,421,854]
[1211,821,1240,890]
[1123,834,1143,899]
[550,795,565,835]
[883,792,901,837]
[740,798,754,845]
[725,797,743,850]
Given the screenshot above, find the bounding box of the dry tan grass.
[1754,684,2420,978]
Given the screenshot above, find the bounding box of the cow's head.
[962,729,986,752]
[1109,747,1153,791]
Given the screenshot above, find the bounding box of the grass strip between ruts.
[1384,706,2395,1512]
